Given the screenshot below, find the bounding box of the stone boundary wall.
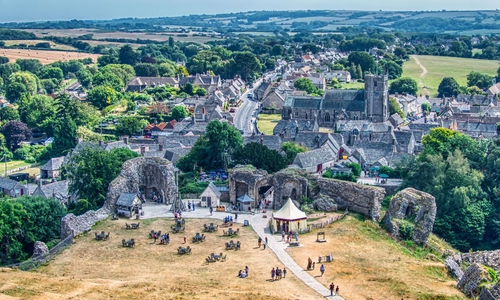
[60,207,110,239]
[317,178,385,221]
[307,210,348,231]
[6,235,73,271]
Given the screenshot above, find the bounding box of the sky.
[0,0,498,22]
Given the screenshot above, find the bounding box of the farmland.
[402,55,499,97]
[1,40,78,51]
[0,48,100,64]
[0,218,319,300]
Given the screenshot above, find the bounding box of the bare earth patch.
[0,48,100,64]
[0,218,321,300]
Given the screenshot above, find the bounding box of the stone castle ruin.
[106,157,177,209]
[382,188,437,245]
[229,166,386,221]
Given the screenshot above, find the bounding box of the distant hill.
[1,10,499,35]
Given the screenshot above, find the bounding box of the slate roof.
[40,156,64,171]
[293,147,336,168]
[202,182,221,198]
[243,135,283,151]
[126,76,178,90]
[237,194,254,203]
[39,180,69,199]
[116,192,138,207]
[0,177,21,190]
[322,90,365,110]
[273,119,318,136]
[291,96,322,109]
[164,147,191,164]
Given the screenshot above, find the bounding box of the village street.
[142,203,344,299]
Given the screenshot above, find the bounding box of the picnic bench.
[177,246,191,255]
[223,228,239,237]
[122,238,135,247]
[316,232,326,243]
[149,230,162,239]
[125,222,140,230]
[203,223,218,232]
[95,231,110,241]
[318,253,333,263]
[289,241,300,247]
[221,222,233,228]
[225,240,241,250]
[171,219,185,233]
[206,252,226,263]
[192,233,205,243]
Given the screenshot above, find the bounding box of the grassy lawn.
[403,55,499,97]
[287,215,463,300]
[257,113,281,135]
[0,160,31,175]
[0,218,320,300]
[340,81,364,89]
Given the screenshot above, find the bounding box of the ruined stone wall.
[228,166,268,204]
[105,157,177,209]
[317,178,385,221]
[60,207,110,239]
[272,170,309,209]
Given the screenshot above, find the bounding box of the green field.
[257,113,281,135]
[402,55,499,97]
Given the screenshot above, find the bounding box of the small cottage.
[199,182,221,208]
[40,156,64,179]
[270,198,308,234]
[237,194,254,211]
[116,193,141,217]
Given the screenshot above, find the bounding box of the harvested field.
[287,215,464,300]
[0,218,320,300]
[0,48,100,64]
[1,40,77,51]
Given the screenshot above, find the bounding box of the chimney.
[99,140,104,147]
[140,145,146,155]
[123,137,129,144]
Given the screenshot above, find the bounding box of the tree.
[171,106,187,121]
[76,68,93,89]
[18,94,57,132]
[421,102,431,114]
[37,67,64,85]
[0,199,32,263]
[232,142,287,173]
[8,71,38,95]
[281,142,307,164]
[134,63,159,77]
[116,116,143,136]
[119,45,139,66]
[232,51,262,81]
[389,97,404,118]
[389,77,418,95]
[348,51,376,74]
[87,85,118,109]
[438,77,460,98]
[158,61,176,77]
[51,116,77,155]
[66,147,139,209]
[1,120,31,151]
[347,163,362,177]
[177,120,242,171]
[0,56,8,64]
[294,78,317,94]
[466,72,494,90]
[16,59,42,74]
[380,60,402,80]
[0,106,19,123]
[5,82,27,102]
[394,47,409,60]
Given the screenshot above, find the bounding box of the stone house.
[261,90,286,110]
[324,70,351,83]
[125,76,179,92]
[293,147,337,173]
[179,74,222,93]
[40,156,64,179]
[32,180,73,205]
[0,177,28,197]
[116,192,141,217]
[199,182,221,208]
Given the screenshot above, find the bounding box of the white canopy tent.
[270,198,308,233]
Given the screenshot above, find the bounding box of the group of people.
[159,233,169,244]
[270,267,286,281]
[187,201,196,211]
[173,210,182,219]
[281,231,298,243]
[237,266,249,278]
[306,257,326,276]
[257,236,268,249]
[329,283,340,296]
[223,215,234,224]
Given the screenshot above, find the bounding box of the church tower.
[364,74,389,122]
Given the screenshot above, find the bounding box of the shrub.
[399,220,414,241]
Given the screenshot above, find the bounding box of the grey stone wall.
[60,207,110,239]
[317,178,385,221]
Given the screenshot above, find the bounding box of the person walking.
[335,286,339,295]
[245,265,249,276]
[153,233,157,244]
[320,264,325,277]
[283,267,287,278]
[235,213,238,221]
[192,200,195,211]
[183,236,187,244]
[271,268,275,281]
[307,257,312,270]
[258,237,262,248]
[329,283,335,296]
[209,206,213,215]
[281,231,285,241]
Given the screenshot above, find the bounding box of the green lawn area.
[402,55,499,97]
[0,160,31,175]
[340,81,364,89]
[257,113,281,135]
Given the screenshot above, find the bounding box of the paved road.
[142,204,344,299]
[234,81,261,135]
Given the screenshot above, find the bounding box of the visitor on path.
[295,232,298,241]
[258,237,262,248]
[329,283,335,296]
[245,266,249,275]
[312,262,315,270]
[283,267,286,278]
[335,286,339,295]
[188,202,191,210]
[281,231,285,241]
[265,237,268,244]
[320,264,325,276]
[235,213,238,221]
[209,207,213,215]
[192,200,195,211]
[277,268,281,280]
[307,257,312,270]
[153,233,157,244]
[271,268,275,281]
[183,236,187,244]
